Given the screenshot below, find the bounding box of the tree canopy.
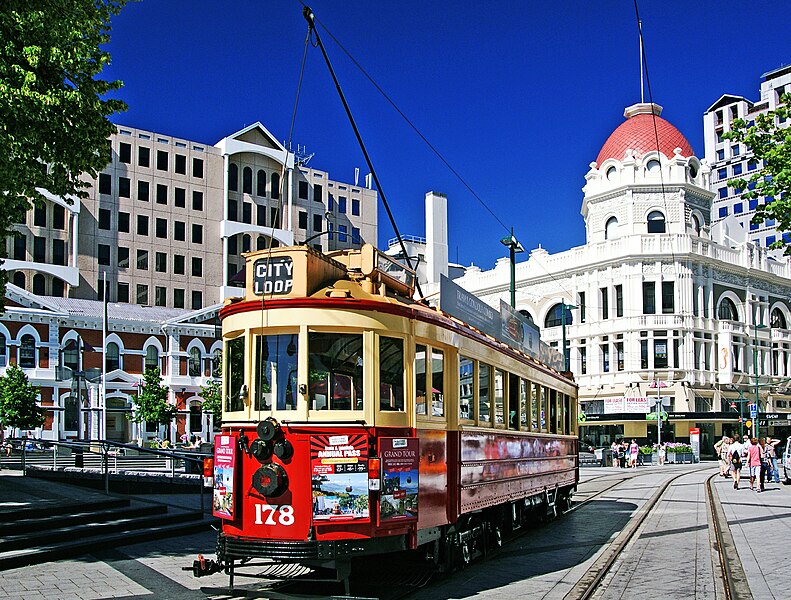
[0,364,44,434]
[724,93,791,253]
[131,367,177,426]
[0,1,127,271]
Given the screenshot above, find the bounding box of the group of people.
[609,439,668,467]
[715,434,781,492]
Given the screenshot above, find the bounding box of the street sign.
[748,403,758,419]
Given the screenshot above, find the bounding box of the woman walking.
[715,435,731,477]
[729,436,744,489]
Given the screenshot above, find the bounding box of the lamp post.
[560,302,577,373]
[500,228,524,309]
[753,323,767,438]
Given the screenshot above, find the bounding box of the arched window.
[145,346,159,371]
[692,214,702,236]
[63,339,79,371]
[33,274,45,295]
[242,166,252,194]
[242,234,251,253]
[718,298,738,321]
[0,333,7,367]
[518,309,535,324]
[544,304,574,328]
[647,211,666,233]
[189,347,202,377]
[189,403,202,432]
[271,173,280,200]
[646,159,661,173]
[606,166,617,181]
[64,395,79,431]
[228,163,238,192]
[106,342,120,371]
[51,278,65,297]
[257,170,267,196]
[256,235,267,250]
[771,308,787,329]
[212,348,222,378]
[13,272,25,289]
[19,334,36,368]
[605,217,619,240]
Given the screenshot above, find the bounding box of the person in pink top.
[746,437,762,491]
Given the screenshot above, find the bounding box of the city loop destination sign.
[253,257,294,295]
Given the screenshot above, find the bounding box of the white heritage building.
[454,103,791,452]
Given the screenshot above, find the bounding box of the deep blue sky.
[103,0,791,269]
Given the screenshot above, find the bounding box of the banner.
[212,434,237,519]
[439,275,499,338]
[499,300,540,358]
[603,397,650,414]
[624,397,650,413]
[603,397,625,414]
[310,434,370,522]
[380,438,419,522]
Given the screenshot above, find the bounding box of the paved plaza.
[0,465,789,599]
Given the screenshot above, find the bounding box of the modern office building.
[704,64,791,257]
[455,102,791,454]
[2,122,377,308]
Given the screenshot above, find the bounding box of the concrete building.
[704,64,791,257]
[455,102,791,453]
[2,122,377,308]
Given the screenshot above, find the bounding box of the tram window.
[508,373,519,430]
[531,383,538,430]
[459,356,475,421]
[415,345,427,415]
[549,389,558,433]
[431,349,445,417]
[309,333,363,411]
[563,394,571,434]
[225,336,245,412]
[479,364,491,423]
[540,386,548,432]
[379,337,405,411]
[494,369,505,425]
[255,335,298,411]
[520,379,528,431]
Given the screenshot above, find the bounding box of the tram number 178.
[254,504,295,526]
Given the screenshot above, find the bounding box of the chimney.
[425,191,448,285]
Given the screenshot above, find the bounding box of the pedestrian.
[629,439,639,468]
[729,436,744,489]
[714,435,731,477]
[610,440,619,468]
[766,437,782,483]
[758,438,771,491]
[658,443,666,466]
[746,437,762,491]
[618,441,627,469]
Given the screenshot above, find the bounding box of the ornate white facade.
[455,103,791,450]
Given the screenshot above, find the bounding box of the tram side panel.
[416,429,450,530]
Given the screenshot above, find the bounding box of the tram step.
[0,497,130,523]
[0,502,167,535]
[0,507,200,553]
[0,512,213,571]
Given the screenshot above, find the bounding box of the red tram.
[201,244,578,588]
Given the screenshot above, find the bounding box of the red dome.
[596,104,694,165]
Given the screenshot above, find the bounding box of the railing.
[6,437,212,513]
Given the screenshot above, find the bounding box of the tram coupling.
[184,554,223,578]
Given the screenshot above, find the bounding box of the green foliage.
[0,1,128,289]
[131,367,176,426]
[0,364,44,434]
[723,93,791,253]
[200,378,222,423]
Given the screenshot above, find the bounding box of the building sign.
[253,257,293,295]
[380,438,419,522]
[440,275,499,338]
[310,434,370,522]
[603,397,650,414]
[212,434,237,519]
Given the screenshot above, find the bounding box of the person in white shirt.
[729,436,745,489]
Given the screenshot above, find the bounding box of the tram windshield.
[254,334,298,411]
[309,332,364,411]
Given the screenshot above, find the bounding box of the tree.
[0,1,128,290]
[724,93,791,253]
[200,377,222,426]
[131,367,177,427]
[0,364,44,436]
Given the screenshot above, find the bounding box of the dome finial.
[624,103,663,119]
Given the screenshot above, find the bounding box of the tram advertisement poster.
[310,434,370,521]
[380,438,419,522]
[212,433,237,519]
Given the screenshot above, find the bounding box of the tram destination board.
[253,257,293,295]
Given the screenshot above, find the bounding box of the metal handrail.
[7,436,212,513]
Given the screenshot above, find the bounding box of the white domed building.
[455,102,791,453]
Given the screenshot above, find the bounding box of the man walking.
[746,437,762,491]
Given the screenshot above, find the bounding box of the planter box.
[667,452,694,464]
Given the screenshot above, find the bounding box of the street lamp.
[753,323,767,438]
[560,302,577,373]
[500,228,524,309]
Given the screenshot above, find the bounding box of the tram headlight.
[256,417,281,441]
[252,463,289,497]
[273,439,293,460]
[250,439,273,462]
